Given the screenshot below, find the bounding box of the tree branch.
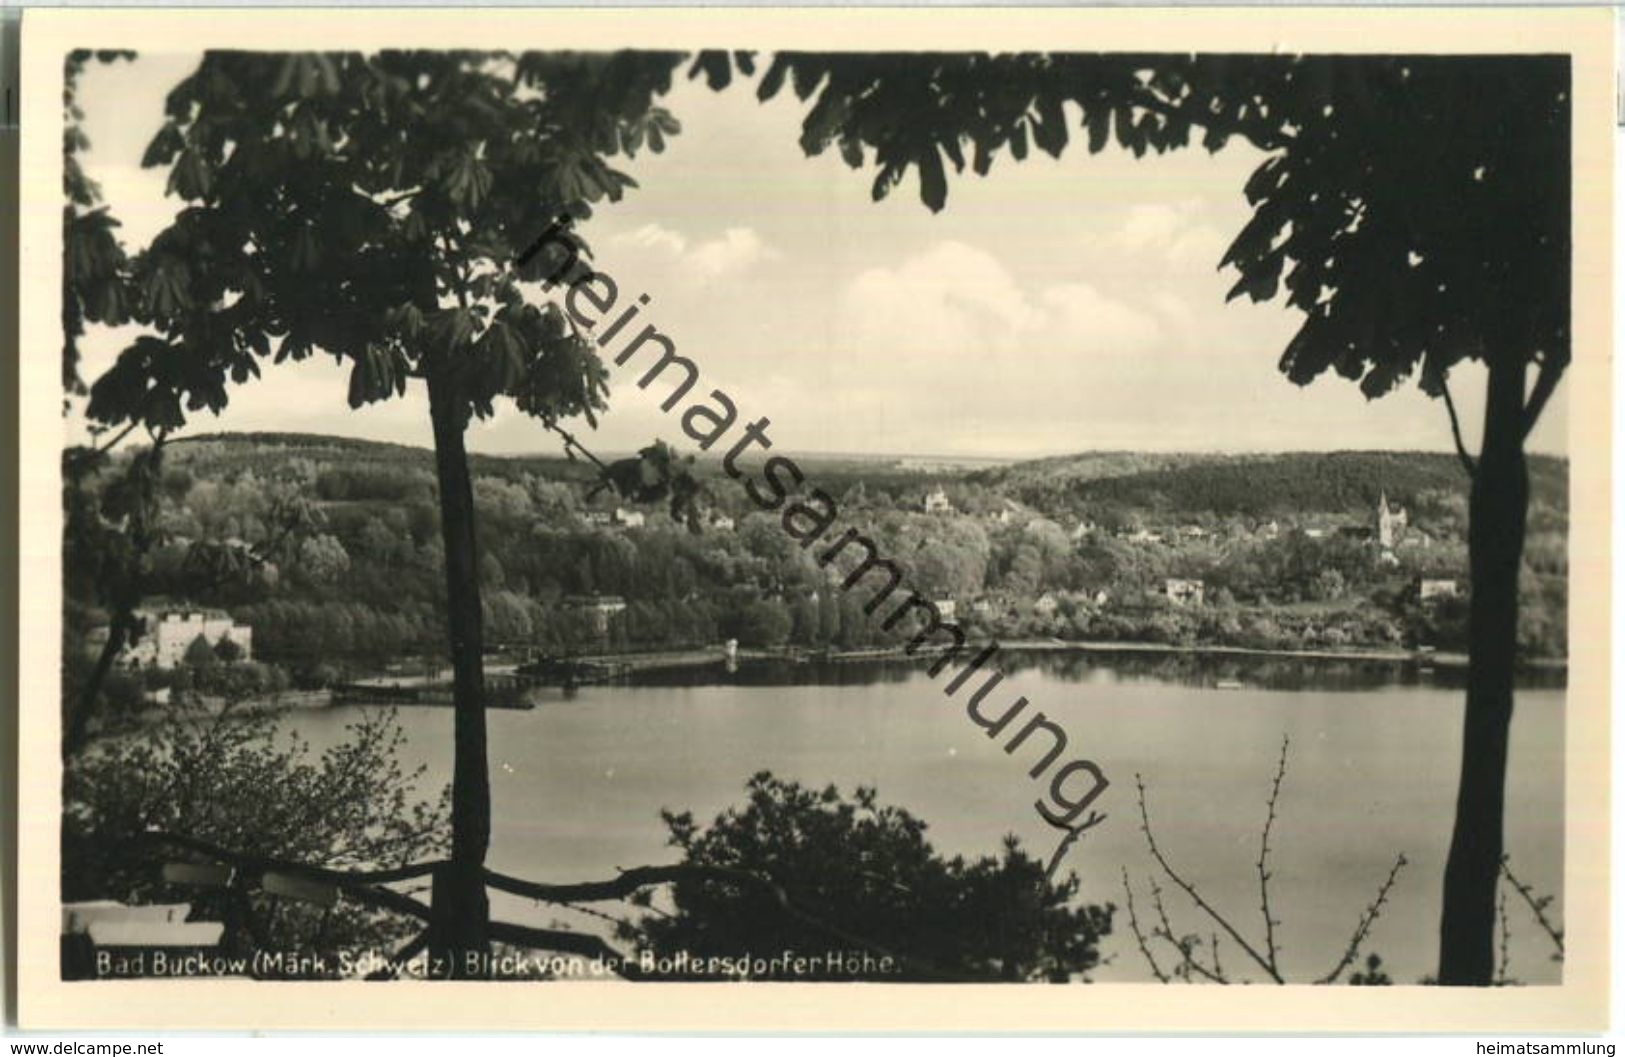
[544,422,610,475]
[1521,355,1567,442]
[141,829,446,887]
[1495,888,1512,986]
[1315,853,1407,984]
[483,861,969,982]
[63,432,171,756]
[1148,877,1227,984]
[90,420,140,457]
[1439,374,1477,478]
[1257,734,1288,978]
[1500,857,1564,958]
[1120,869,1170,983]
[1043,810,1106,883]
[1135,773,1284,983]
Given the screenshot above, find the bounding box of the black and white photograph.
[15,5,1613,1033]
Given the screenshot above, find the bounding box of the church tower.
[1376,491,1408,549]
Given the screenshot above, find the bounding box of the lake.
[291,650,1566,984]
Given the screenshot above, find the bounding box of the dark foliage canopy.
[85,50,690,436]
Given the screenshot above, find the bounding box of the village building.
[932,599,957,620]
[1164,578,1205,607]
[1418,578,1461,602]
[922,487,954,515]
[562,594,628,634]
[986,500,1023,525]
[1033,592,1060,616]
[1399,527,1433,549]
[706,511,735,531]
[613,507,646,528]
[582,510,614,527]
[116,607,254,669]
[1376,491,1410,549]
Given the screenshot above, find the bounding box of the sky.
[70,53,1569,462]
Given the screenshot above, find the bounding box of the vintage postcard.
[14,5,1613,1032]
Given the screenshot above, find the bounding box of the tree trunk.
[425,369,492,977]
[1437,357,1529,985]
[64,609,133,757]
[64,440,166,759]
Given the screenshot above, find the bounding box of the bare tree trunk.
[425,369,491,977]
[64,440,167,759]
[1437,356,1529,985]
[64,611,134,757]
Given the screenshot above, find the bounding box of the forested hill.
[104,432,1567,665]
[176,433,1567,520]
[175,431,593,483]
[974,450,1569,519]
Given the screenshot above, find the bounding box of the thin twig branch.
[485,921,646,979]
[1439,374,1477,478]
[549,898,639,935]
[1316,853,1407,984]
[544,422,610,474]
[90,420,140,457]
[1120,868,1170,983]
[1495,888,1512,986]
[1043,810,1106,883]
[1257,734,1288,978]
[1500,857,1564,957]
[1164,938,1227,984]
[1147,878,1226,984]
[1135,773,1284,983]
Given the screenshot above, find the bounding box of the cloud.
[1108,200,1231,273]
[841,241,1044,358]
[1038,283,1163,353]
[1113,204,1185,251]
[816,239,1180,451]
[687,227,778,280]
[839,240,1159,365]
[612,223,688,257]
[607,223,777,284]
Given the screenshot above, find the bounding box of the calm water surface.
[291,653,1565,984]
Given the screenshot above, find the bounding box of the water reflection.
[620,648,1567,693]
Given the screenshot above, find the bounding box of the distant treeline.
[977,450,1568,521]
[77,434,1567,671]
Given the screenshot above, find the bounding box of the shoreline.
[94,637,1565,734]
[569,639,1565,673]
